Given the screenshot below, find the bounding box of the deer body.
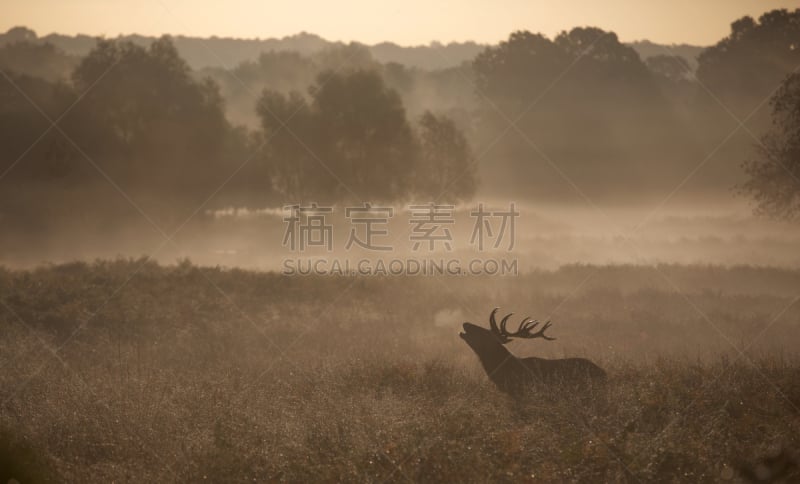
[460,310,605,396]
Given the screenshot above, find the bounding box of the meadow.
[1,259,799,482]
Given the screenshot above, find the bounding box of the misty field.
[1,259,799,482]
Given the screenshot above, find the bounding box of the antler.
[489,307,556,344]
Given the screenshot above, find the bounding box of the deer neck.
[474,342,515,377]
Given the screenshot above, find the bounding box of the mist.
[2,12,799,267]
[3,6,800,483]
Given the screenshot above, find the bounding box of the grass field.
[1,259,799,482]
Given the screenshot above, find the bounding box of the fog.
[4,8,800,482]
[3,201,799,271]
[2,10,799,270]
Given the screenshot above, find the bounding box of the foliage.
[3,10,800,223]
[697,8,800,115]
[0,40,77,81]
[0,37,250,233]
[471,27,690,201]
[415,111,476,202]
[741,72,800,220]
[67,37,231,197]
[257,70,474,203]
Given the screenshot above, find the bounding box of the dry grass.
[1,259,799,482]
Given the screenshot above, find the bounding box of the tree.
[473,31,567,114]
[1,26,37,44]
[471,28,686,201]
[0,71,95,233]
[0,35,262,233]
[209,50,317,127]
[0,72,72,181]
[0,41,77,81]
[697,9,800,118]
[415,111,476,202]
[256,89,320,201]
[741,72,800,219]
[67,37,232,208]
[256,70,479,205]
[312,69,417,202]
[258,69,418,203]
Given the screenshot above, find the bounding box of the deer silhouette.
[460,308,606,395]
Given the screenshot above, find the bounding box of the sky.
[2,0,797,46]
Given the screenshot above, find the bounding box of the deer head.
[460,307,555,362]
[460,307,554,346]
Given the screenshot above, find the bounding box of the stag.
[460,308,605,395]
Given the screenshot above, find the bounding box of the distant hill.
[0,26,705,71]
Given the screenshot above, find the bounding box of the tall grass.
[1,259,798,482]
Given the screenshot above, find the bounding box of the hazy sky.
[2,0,796,46]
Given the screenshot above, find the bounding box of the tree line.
[0,7,799,236]
[0,37,475,234]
